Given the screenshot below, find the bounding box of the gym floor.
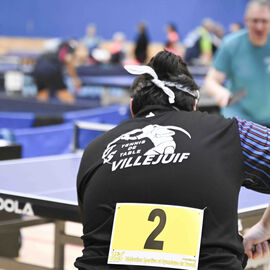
[16,222,83,270]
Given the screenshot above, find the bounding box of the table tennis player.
[204,0,270,126]
[33,39,81,103]
[75,50,270,270]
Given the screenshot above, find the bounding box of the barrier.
[63,104,130,123]
[2,105,130,157]
[0,112,35,128]
[73,121,116,151]
[13,122,74,157]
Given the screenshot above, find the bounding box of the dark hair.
[167,23,178,32]
[131,50,200,114]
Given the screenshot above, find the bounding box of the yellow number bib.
[108,203,205,270]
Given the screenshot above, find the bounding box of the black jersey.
[75,105,247,270]
[33,41,76,93]
[36,41,76,66]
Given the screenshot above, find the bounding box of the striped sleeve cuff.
[236,117,270,193]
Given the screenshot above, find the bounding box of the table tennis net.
[73,121,115,152]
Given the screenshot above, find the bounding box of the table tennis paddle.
[251,239,270,253]
[227,89,247,106]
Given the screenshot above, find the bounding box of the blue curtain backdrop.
[0,0,248,42]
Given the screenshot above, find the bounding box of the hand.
[243,222,270,259]
[227,90,247,106]
[72,77,81,93]
[250,241,270,260]
[213,88,231,107]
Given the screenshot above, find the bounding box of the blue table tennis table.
[0,153,268,270]
[0,60,215,109]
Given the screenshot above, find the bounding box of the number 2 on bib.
[144,208,166,250]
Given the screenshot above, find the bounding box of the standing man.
[183,18,215,66]
[204,0,270,125]
[134,22,149,64]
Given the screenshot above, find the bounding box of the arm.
[200,51,212,66]
[204,67,231,107]
[65,54,81,93]
[236,118,270,258]
[199,31,213,66]
[237,117,270,194]
[243,205,270,259]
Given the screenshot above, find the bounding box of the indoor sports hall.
[0,0,269,269]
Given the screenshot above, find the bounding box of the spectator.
[134,22,149,64]
[183,18,215,66]
[166,23,179,44]
[165,23,184,57]
[81,24,102,58]
[229,22,244,33]
[204,0,270,126]
[211,23,225,53]
[109,32,126,65]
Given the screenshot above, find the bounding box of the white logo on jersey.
[102,124,191,171]
[145,112,155,118]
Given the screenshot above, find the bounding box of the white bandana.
[124,65,199,103]
[124,65,175,104]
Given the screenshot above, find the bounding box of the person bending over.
[33,40,81,103]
